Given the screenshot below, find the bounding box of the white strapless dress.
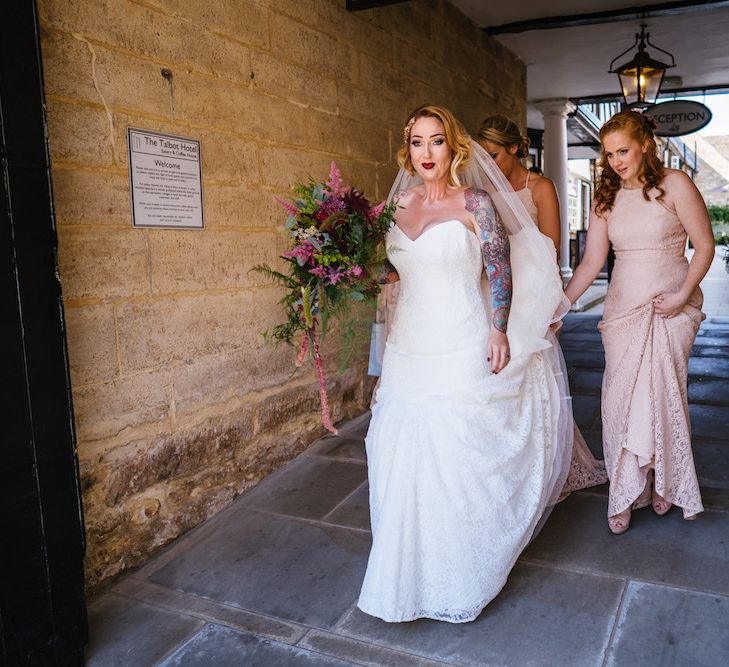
[358,220,565,623]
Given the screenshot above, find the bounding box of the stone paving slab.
[693,327,729,347]
[308,435,367,462]
[145,510,370,629]
[699,486,729,512]
[85,593,203,666]
[572,394,602,431]
[323,482,371,531]
[562,349,606,369]
[299,628,447,667]
[689,376,729,404]
[689,404,729,440]
[159,623,355,666]
[336,563,624,667]
[568,369,603,395]
[693,440,729,489]
[604,581,729,667]
[237,455,367,520]
[335,411,372,441]
[113,578,307,645]
[523,494,729,594]
[688,356,729,379]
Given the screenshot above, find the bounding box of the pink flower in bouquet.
[326,267,346,285]
[308,265,327,279]
[326,161,344,196]
[283,242,314,265]
[370,201,385,219]
[348,265,364,278]
[275,196,299,216]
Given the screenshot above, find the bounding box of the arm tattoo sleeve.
[375,257,399,284]
[464,187,512,333]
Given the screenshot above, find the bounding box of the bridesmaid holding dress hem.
[477,115,609,497]
[565,110,714,534]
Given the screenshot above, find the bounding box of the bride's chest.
[387,221,482,277]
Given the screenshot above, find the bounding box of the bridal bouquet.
[253,162,396,433]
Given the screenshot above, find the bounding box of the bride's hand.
[487,328,510,374]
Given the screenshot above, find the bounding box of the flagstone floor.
[86,263,729,666]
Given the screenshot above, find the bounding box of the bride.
[358,105,572,623]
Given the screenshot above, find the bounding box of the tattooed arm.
[465,187,512,372]
[464,187,512,331]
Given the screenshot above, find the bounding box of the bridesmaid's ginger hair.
[399,105,471,187]
[594,110,665,216]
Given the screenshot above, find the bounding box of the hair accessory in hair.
[403,116,416,145]
[642,113,657,131]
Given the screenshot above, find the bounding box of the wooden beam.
[485,1,729,34]
[346,0,411,11]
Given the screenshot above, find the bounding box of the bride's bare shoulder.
[393,185,423,206]
[399,184,423,198]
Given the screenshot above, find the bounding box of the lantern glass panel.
[618,68,639,103]
[641,66,664,104]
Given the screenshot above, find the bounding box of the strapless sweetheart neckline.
[392,219,474,243]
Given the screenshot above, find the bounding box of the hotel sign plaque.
[127,127,204,229]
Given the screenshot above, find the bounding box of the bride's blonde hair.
[398,105,471,186]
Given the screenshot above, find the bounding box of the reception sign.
[643,100,712,137]
[128,128,204,229]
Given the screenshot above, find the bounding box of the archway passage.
[1,1,87,663]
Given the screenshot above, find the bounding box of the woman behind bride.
[358,105,573,623]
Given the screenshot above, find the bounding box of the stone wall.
[37,0,526,589]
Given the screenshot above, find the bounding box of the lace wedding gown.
[358,219,568,623]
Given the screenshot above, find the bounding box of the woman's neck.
[506,162,528,190]
[622,173,644,190]
[421,177,451,203]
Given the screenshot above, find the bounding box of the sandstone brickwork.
[38,0,526,589]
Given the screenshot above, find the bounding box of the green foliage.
[712,222,729,246]
[708,206,729,223]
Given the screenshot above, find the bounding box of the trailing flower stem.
[309,321,337,434]
[295,333,309,367]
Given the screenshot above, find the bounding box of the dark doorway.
[1,2,87,664]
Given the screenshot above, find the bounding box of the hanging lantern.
[610,25,675,108]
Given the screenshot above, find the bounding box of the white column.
[535,99,576,280]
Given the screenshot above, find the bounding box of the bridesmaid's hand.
[652,291,688,318]
[488,328,510,374]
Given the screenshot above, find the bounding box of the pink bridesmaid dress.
[598,186,704,519]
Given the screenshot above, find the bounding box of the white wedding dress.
[358,218,567,623]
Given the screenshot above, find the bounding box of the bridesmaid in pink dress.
[565,110,714,534]
[477,115,608,496]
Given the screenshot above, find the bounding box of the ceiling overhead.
[449,1,729,120]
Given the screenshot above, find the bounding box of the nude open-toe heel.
[652,483,672,516]
[608,508,631,535]
[632,472,652,511]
